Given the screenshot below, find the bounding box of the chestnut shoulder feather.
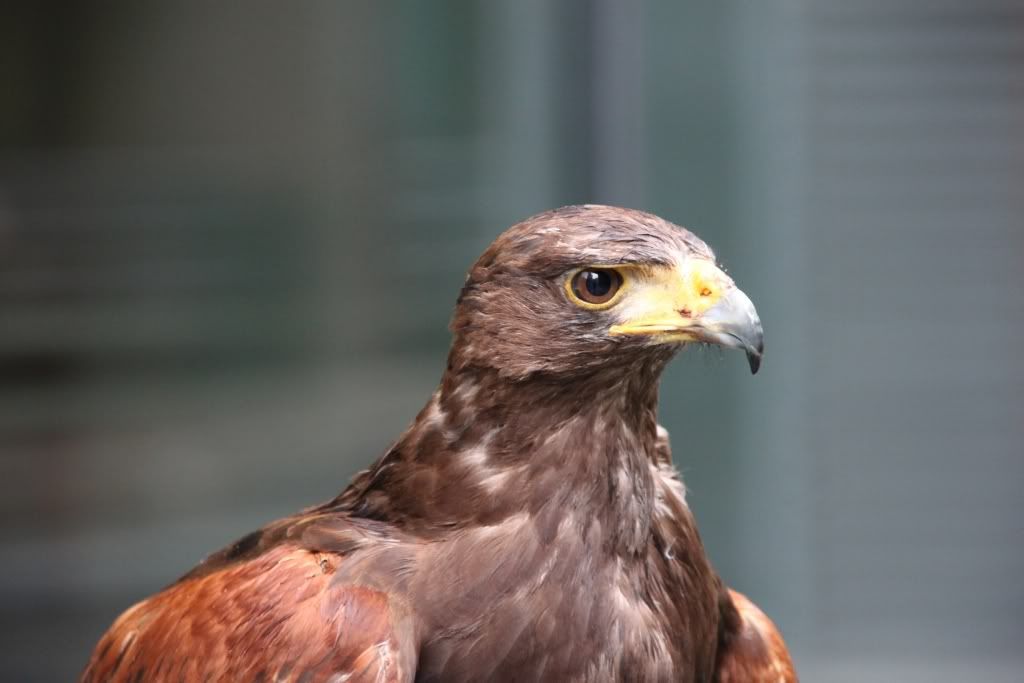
[81,541,416,683]
[715,589,797,683]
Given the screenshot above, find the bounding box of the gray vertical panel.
[730,0,814,648]
[476,0,560,230]
[591,0,648,208]
[799,0,1024,678]
[642,2,747,582]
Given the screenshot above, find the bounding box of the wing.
[653,424,795,680]
[80,542,416,683]
[714,588,797,682]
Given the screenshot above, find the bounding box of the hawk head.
[449,205,764,381]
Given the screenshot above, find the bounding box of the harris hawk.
[81,205,796,682]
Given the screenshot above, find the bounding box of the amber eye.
[570,268,623,306]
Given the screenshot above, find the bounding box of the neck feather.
[339,357,671,555]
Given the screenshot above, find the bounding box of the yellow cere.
[607,260,731,338]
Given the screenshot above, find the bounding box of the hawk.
[82,205,795,682]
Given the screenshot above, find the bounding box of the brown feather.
[80,544,415,682]
[715,590,798,682]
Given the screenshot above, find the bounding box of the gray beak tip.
[698,286,764,376]
[747,350,761,375]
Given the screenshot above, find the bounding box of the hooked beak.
[607,260,764,374]
[689,287,764,374]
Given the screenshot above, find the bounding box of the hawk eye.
[570,268,624,307]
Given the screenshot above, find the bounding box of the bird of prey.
[81,205,795,682]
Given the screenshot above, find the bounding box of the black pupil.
[583,270,612,297]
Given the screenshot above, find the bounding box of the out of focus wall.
[1,2,1021,681]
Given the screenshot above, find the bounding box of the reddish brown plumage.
[715,590,797,682]
[81,205,795,682]
[81,544,414,682]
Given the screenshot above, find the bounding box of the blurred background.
[2,1,1022,680]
